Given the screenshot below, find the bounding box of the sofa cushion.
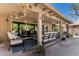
[10,39,23,45]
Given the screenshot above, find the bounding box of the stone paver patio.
[0,37,79,56]
[46,37,79,56]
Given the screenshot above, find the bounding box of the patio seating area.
[6,30,59,54]
[7,31,38,53]
[0,3,73,56]
[43,32,59,44]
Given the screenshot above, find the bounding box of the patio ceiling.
[26,10,38,21]
[0,3,71,24]
[10,10,38,23]
[43,16,54,23]
[19,10,54,24]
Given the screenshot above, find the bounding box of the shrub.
[34,45,45,54]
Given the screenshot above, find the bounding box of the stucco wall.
[0,16,9,42]
[43,22,53,32]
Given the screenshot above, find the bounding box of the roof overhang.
[43,3,72,24]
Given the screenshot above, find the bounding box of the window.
[12,21,37,36]
[52,24,58,31]
[43,25,48,33]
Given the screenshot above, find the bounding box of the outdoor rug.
[12,39,37,53]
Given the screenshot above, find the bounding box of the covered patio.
[0,3,71,55]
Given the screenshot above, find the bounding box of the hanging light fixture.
[22,4,27,17]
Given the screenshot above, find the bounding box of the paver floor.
[46,37,79,56]
[0,42,33,56]
[0,37,79,56]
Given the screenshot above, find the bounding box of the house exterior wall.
[71,26,79,36]
[43,23,53,32]
[0,3,71,42]
[0,16,9,42]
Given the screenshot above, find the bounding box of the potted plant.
[33,45,45,56]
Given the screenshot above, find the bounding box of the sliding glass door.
[12,21,37,36]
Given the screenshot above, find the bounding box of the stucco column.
[66,24,69,37]
[66,25,69,32]
[59,19,63,39]
[37,13,43,45]
[57,22,60,32]
[71,27,74,36]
